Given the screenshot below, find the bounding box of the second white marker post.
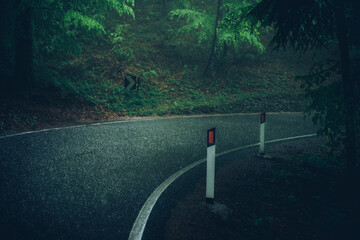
[206,128,216,204]
[260,112,266,153]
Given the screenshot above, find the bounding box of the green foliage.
[169,9,214,46]
[0,0,315,129]
[181,64,200,80]
[64,10,106,36]
[110,24,135,61]
[298,63,341,141]
[249,0,336,51]
[250,0,360,167]
[4,0,135,60]
[140,69,158,80]
[13,0,136,94]
[219,1,265,53]
[35,67,77,94]
[298,61,360,149]
[106,0,135,19]
[169,0,265,59]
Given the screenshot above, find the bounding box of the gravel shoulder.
[163,137,360,240]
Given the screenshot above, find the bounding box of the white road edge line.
[128,133,317,240]
[0,112,305,140]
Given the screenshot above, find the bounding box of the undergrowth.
[0,0,315,132]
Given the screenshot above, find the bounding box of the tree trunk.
[220,42,228,66]
[204,0,222,76]
[335,1,357,178]
[14,3,34,94]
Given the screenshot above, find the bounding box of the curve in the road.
[0,113,318,240]
[128,133,317,240]
[0,112,301,140]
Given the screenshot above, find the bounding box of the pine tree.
[250,0,360,177]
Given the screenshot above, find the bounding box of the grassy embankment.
[0,3,318,133]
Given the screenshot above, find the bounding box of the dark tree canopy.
[250,0,360,176]
[250,0,338,50]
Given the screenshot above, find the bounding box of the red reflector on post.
[260,112,266,124]
[207,128,216,147]
[209,131,214,144]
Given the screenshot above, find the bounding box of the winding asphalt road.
[0,113,318,240]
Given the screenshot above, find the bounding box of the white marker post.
[259,112,266,153]
[206,128,216,204]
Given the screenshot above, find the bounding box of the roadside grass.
[61,68,305,117]
[0,50,307,133]
[49,1,307,118]
[0,1,314,133]
[51,38,306,117]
